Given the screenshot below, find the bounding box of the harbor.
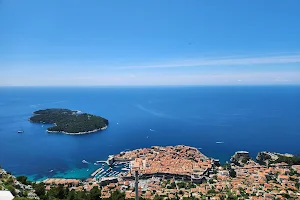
[90,156,131,181]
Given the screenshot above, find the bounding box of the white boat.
[17,130,24,133]
[149,129,155,132]
[216,141,224,144]
[82,160,88,164]
[121,168,130,171]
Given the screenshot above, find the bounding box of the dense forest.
[29,109,108,133]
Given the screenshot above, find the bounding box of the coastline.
[46,125,108,135]
[13,145,300,182]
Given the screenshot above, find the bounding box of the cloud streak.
[119,54,300,69]
[1,53,300,86]
[2,71,299,86]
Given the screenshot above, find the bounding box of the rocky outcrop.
[230,151,251,166]
[0,168,39,199]
[256,152,275,164]
[256,151,299,166]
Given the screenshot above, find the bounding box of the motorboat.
[82,160,88,164]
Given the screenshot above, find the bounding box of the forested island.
[29,108,109,134]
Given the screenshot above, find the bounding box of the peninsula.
[29,108,109,134]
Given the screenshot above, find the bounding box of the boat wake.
[135,104,175,119]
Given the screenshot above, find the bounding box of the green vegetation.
[33,182,46,197]
[281,193,291,199]
[224,164,237,178]
[208,179,214,184]
[207,188,216,194]
[296,182,300,189]
[29,184,102,200]
[258,152,300,166]
[229,168,237,178]
[272,155,300,165]
[177,181,196,189]
[29,108,109,134]
[238,187,249,199]
[7,184,17,196]
[166,181,176,189]
[241,157,249,164]
[153,195,164,200]
[16,176,29,185]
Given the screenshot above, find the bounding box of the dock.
[96,160,106,164]
[91,168,104,177]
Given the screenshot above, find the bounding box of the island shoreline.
[46,125,108,135]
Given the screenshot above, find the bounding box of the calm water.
[0,86,299,181]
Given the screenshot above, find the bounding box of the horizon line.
[1,84,300,87]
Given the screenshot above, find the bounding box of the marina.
[90,159,130,180]
[91,168,104,177]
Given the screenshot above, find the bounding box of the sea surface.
[0,86,299,181]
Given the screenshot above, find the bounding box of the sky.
[1,0,300,86]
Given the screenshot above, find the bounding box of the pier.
[96,155,115,165]
[91,168,104,177]
[96,160,107,164]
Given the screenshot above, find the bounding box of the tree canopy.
[29,109,108,134]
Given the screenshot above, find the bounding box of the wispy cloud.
[118,54,300,69]
[2,71,299,86]
[1,53,300,86]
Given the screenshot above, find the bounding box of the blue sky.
[1,0,300,86]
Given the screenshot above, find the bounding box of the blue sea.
[0,86,299,181]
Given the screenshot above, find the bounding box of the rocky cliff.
[256,151,299,165]
[256,152,275,164]
[230,151,251,166]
